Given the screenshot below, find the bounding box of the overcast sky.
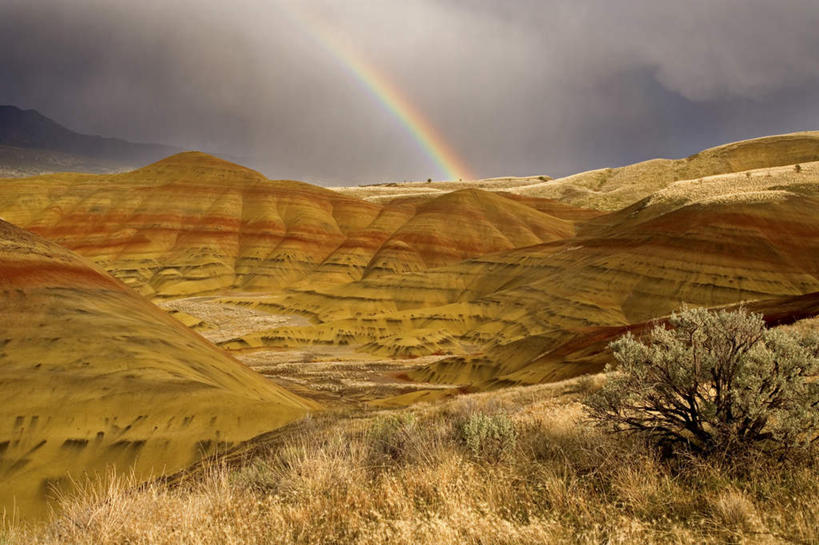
[2,0,819,185]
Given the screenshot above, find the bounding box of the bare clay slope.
[0,220,313,519]
[234,160,819,392]
[0,152,588,297]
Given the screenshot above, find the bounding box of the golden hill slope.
[508,131,819,210]
[359,189,576,277]
[0,153,591,297]
[0,152,381,296]
[0,220,314,519]
[227,160,819,391]
[498,289,819,389]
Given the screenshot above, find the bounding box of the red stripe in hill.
[0,261,123,290]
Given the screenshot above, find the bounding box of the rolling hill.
[334,131,819,211]
[0,152,595,297]
[1,132,818,403]
[0,219,314,519]
[222,157,819,393]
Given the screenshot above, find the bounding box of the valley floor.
[158,295,464,407]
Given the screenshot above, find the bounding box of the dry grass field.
[4,375,817,545]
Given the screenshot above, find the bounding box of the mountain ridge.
[0,105,184,176]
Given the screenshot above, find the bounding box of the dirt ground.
[159,295,460,407]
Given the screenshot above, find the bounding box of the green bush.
[585,307,819,457]
[368,413,419,463]
[229,458,277,492]
[457,412,517,462]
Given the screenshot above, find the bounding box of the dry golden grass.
[645,160,819,209]
[507,132,819,210]
[4,376,817,545]
[329,175,549,202]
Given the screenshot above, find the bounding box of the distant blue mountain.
[0,105,181,165]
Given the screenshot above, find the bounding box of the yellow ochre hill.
[0,152,594,297]
[0,219,315,519]
[219,139,819,395]
[1,134,818,404]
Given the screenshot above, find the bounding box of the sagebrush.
[585,307,819,456]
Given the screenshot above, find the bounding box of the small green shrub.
[457,412,517,462]
[585,307,819,458]
[229,458,277,492]
[368,413,418,463]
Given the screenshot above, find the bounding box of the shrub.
[794,163,802,173]
[585,307,819,457]
[229,458,277,492]
[368,413,419,463]
[457,412,517,461]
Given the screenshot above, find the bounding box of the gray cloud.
[1,0,818,184]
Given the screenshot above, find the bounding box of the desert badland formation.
[0,130,818,539]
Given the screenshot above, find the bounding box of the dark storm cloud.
[1,0,818,184]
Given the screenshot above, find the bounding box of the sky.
[2,0,819,185]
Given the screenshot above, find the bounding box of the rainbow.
[280,4,474,181]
